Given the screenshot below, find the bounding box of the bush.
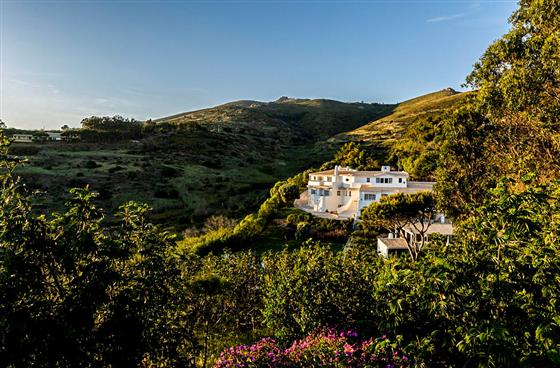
[7,145,40,156]
[277,183,300,205]
[286,212,312,226]
[295,222,311,242]
[108,165,124,173]
[160,165,180,178]
[262,244,383,340]
[154,187,180,199]
[84,160,100,169]
[214,328,410,368]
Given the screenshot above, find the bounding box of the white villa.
[303,165,434,219]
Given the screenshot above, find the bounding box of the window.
[310,189,316,195]
[381,193,388,197]
[337,190,341,196]
[376,177,393,184]
[345,178,349,182]
[318,176,323,181]
[364,193,376,200]
[326,176,331,182]
[398,178,402,183]
[323,190,330,197]
[366,178,370,183]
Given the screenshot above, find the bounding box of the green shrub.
[84,160,99,169]
[108,165,124,173]
[294,222,311,242]
[7,145,41,156]
[160,165,180,178]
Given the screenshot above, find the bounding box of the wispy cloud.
[9,79,60,95]
[426,13,467,23]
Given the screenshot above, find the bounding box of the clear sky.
[1,0,517,130]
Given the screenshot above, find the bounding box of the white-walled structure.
[12,134,34,143]
[304,165,434,219]
[46,132,62,141]
[377,219,454,258]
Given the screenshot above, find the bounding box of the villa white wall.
[350,175,407,187]
[377,240,389,258]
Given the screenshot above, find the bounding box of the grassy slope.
[332,88,471,148]
[155,97,396,142]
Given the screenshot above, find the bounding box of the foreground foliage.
[3,127,560,366]
[213,328,409,368]
[437,0,560,217]
[2,2,560,367]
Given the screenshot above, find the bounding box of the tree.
[361,192,437,261]
[277,183,300,205]
[78,115,143,143]
[466,0,560,125]
[60,124,70,130]
[438,0,560,216]
[0,119,6,130]
[0,130,197,366]
[435,103,496,217]
[188,275,229,368]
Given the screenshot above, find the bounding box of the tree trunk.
[202,320,209,368]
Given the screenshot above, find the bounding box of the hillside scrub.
[178,170,311,255]
[320,142,380,170]
[0,135,265,365]
[334,89,471,179]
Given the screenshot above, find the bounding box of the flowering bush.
[214,328,410,367]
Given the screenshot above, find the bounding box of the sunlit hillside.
[333,88,471,146]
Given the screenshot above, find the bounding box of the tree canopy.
[361,192,437,260]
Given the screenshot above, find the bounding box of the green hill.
[333,88,471,146]
[154,97,395,144]
[11,91,469,231]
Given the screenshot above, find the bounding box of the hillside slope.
[154,97,396,144]
[16,98,395,231]
[14,91,469,231]
[333,88,471,146]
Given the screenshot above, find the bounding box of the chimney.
[334,165,339,176]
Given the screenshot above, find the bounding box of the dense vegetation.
[1,1,559,367]
[8,98,393,232]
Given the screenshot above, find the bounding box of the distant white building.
[304,165,434,219]
[12,134,34,143]
[46,132,62,141]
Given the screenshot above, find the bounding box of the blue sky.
[1,0,517,130]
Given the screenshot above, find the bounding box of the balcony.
[308,180,334,187]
